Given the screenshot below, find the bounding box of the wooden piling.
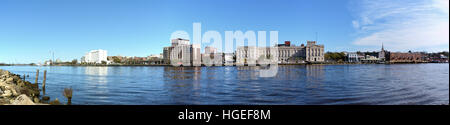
[43,70,47,96]
[43,70,47,89]
[35,69,39,84]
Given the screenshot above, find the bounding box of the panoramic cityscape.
[1,38,448,66]
[0,0,448,106]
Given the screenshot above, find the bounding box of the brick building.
[387,52,426,63]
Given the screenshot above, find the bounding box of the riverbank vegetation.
[324,52,346,62]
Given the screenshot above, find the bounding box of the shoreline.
[1,62,447,67]
[0,69,45,105]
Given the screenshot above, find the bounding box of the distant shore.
[1,62,447,67]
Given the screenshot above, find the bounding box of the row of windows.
[391,57,421,60]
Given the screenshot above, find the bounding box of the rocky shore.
[0,69,43,105]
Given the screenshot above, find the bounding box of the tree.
[112,56,121,63]
[71,59,77,65]
[325,52,346,61]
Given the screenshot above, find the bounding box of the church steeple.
[379,42,386,61]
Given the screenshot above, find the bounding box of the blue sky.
[0,0,448,64]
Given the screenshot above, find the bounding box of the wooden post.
[35,69,39,84]
[43,70,47,96]
[43,70,47,89]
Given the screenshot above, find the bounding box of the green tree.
[325,52,346,61]
[71,59,77,65]
[112,56,121,63]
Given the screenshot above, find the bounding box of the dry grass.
[49,98,61,105]
[63,87,73,98]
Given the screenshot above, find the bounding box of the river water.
[1,64,448,105]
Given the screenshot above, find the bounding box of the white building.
[346,52,360,62]
[223,53,234,66]
[236,46,278,66]
[305,41,325,62]
[204,46,217,54]
[83,49,108,64]
[163,38,201,66]
[171,38,190,46]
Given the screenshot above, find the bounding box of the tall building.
[305,41,325,62]
[163,38,201,66]
[163,46,173,64]
[171,38,190,46]
[204,46,217,54]
[202,46,223,66]
[83,49,108,64]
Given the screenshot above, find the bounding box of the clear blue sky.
[1,0,448,64]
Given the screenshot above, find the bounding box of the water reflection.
[163,67,201,80]
[0,64,447,105]
[236,66,259,80]
[306,65,325,84]
[274,65,306,80]
[83,67,110,103]
[163,67,202,104]
[84,67,108,84]
[84,66,108,76]
[306,65,325,88]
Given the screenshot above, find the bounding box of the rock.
[0,70,11,76]
[2,85,19,96]
[11,88,19,96]
[1,90,12,97]
[0,69,46,105]
[5,78,13,84]
[33,97,40,103]
[17,79,24,86]
[10,94,35,105]
[0,98,9,104]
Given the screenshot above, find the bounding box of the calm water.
[1,64,448,105]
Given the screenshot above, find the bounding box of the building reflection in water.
[305,65,325,93]
[84,66,109,84]
[236,66,259,80]
[163,67,201,80]
[83,67,109,100]
[163,67,202,104]
[273,65,306,80]
[84,66,108,76]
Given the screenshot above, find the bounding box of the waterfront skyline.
[0,0,448,64]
